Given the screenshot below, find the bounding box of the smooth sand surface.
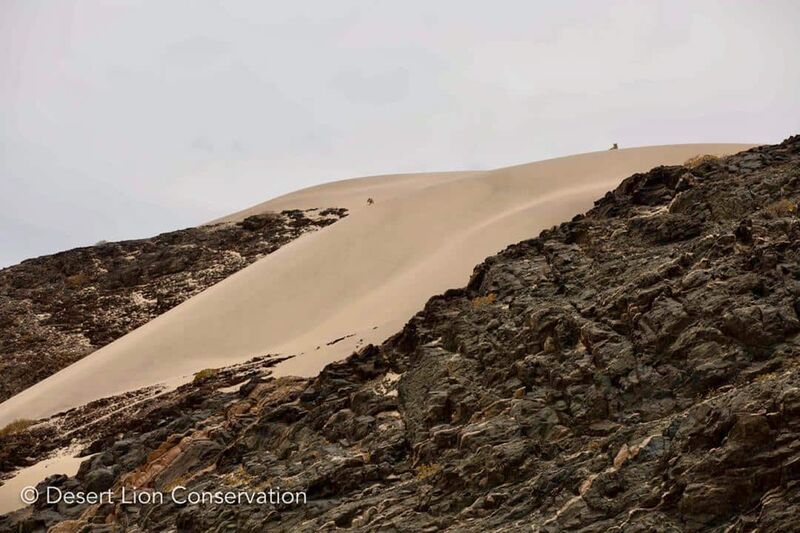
[0,144,755,426]
[0,449,90,514]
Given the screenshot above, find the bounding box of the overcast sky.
[1,1,799,267]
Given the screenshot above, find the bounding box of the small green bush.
[193,368,219,383]
[684,154,722,168]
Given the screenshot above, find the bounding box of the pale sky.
[1,0,798,267]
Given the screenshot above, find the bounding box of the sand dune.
[0,144,755,426]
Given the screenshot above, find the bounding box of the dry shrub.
[0,419,35,437]
[65,272,90,287]
[471,293,497,309]
[684,154,722,168]
[765,198,797,217]
[415,463,442,480]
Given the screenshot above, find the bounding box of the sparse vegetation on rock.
[684,153,722,168]
[192,368,219,383]
[470,292,496,308]
[0,419,35,437]
[765,198,798,217]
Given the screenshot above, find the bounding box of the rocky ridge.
[2,138,800,531]
[0,208,347,402]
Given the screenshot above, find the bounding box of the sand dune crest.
[0,144,755,425]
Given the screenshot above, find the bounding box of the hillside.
[0,208,346,401]
[0,144,752,427]
[2,137,798,530]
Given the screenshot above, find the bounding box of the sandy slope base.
[0,144,754,426]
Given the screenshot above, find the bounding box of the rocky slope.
[0,208,347,402]
[2,137,800,532]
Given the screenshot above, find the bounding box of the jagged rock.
[83,467,115,493]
